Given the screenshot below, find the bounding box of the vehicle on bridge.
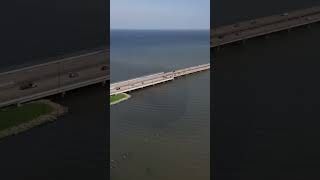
[101,65,107,71]
[69,72,79,78]
[19,82,37,90]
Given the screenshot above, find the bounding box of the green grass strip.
[110,93,131,105]
[0,103,53,131]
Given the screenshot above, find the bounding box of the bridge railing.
[211,6,320,47]
[110,63,210,95]
[0,50,109,108]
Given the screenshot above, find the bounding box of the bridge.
[110,63,210,95]
[211,6,320,48]
[0,49,109,108]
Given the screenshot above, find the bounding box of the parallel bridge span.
[211,6,320,48]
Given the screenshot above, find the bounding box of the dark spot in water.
[145,167,152,175]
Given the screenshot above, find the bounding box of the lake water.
[110,30,210,180]
[0,1,108,179]
[3,0,320,178]
[212,0,320,179]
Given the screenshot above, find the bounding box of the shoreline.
[110,93,131,106]
[0,99,68,140]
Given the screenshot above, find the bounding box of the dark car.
[69,72,79,78]
[101,65,107,71]
[20,82,37,90]
[218,35,224,39]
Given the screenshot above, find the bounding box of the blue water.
[110,30,210,180]
[111,30,209,82]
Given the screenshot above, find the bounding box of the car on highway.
[101,65,107,71]
[218,35,224,39]
[19,82,37,90]
[69,72,79,78]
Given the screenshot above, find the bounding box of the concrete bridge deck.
[0,49,109,108]
[211,6,320,48]
[110,63,210,96]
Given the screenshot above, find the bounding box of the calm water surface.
[0,1,108,179]
[110,30,210,180]
[213,0,320,179]
[0,85,108,179]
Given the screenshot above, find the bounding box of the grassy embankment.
[110,93,131,105]
[0,103,53,131]
[0,100,67,139]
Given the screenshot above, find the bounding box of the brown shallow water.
[110,30,210,180]
[111,71,210,180]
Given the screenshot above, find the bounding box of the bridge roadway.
[211,6,320,48]
[110,63,210,96]
[0,49,109,108]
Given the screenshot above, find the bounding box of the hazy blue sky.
[111,0,210,30]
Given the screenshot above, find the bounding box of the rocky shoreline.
[0,99,68,140]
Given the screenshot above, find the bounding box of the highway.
[110,63,210,95]
[211,6,320,48]
[0,49,109,108]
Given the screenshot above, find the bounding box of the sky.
[111,0,210,30]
